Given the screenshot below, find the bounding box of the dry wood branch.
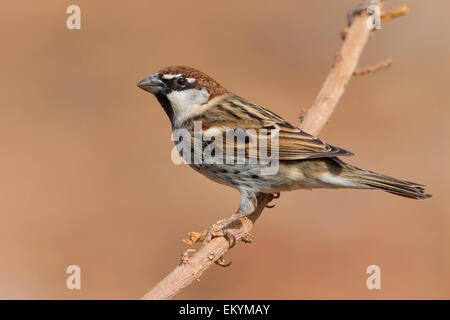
[141,193,273,300]
[381,4,408,22]
[353,58,393,76]
[141,4,391,300]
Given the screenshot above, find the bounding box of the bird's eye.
[176,77,187,87]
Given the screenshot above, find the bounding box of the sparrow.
[137,66,431,241]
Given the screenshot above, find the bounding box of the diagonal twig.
[353,58,393,76]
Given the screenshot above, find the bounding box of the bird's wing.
[189,94,353,161]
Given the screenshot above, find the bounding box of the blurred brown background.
[0,0,449,299]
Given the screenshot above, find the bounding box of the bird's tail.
[338,159,432,199]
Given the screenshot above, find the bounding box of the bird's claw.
[241,232,254,243]
[223,229,238,248]
[183,210,255,247]
[181,226,238,246]
[266,192,280,208]
[215,255,232,267]
[202,224,222,245]
[201,227,238,248]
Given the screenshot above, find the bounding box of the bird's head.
[137,66,228,126]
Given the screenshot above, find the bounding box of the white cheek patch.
[166,88,210,125]
[187,78,196,83]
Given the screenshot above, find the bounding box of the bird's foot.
[241,232,254,243]
[182,213,244,246]
[202,215,244,247]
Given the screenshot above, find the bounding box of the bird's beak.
[137,73,168,94]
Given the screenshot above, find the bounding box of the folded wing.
[189,94,353,161]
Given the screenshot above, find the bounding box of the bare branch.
[141,193,273,300]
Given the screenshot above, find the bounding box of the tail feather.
[340,161,432,200]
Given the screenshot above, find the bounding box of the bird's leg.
[347,0,380,26]
[203,190,257,247]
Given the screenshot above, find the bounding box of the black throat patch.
[155,93,174,125]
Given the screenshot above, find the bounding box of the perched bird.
[137,66,431,241]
